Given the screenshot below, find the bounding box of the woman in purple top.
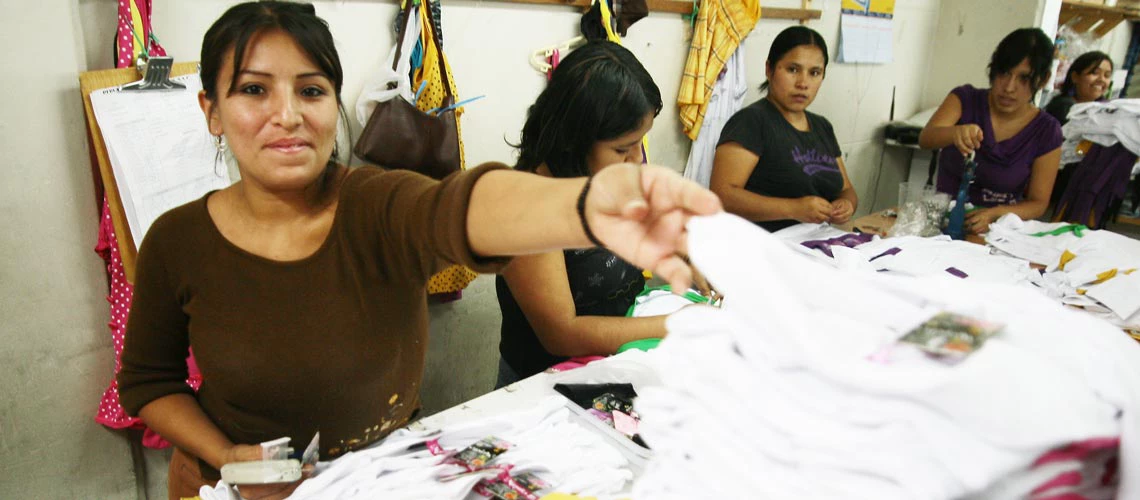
[920,28,1063,235]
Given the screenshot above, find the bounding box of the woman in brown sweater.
[116,2,719,498]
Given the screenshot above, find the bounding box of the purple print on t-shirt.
[793,146,839,176]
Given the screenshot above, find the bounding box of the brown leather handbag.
[353,0,459,180]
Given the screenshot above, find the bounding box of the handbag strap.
[389,0,455,101]
[390,0,416,74]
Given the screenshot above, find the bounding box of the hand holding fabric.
[965,206,1001,235]
[583,163,722,292]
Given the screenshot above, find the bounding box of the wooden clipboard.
[79,61,200,284]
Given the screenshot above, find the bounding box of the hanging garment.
[409,0,479,296]
[677,0,760,140]
[580,0,618,41]
[682,44,747,187]
[114,0,166,68]
[94,198,203,446]
[97,0,199,449]
[615,0,649,35]
[1054,143,1138,229]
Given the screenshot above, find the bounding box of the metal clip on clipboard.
[121,56,186,91]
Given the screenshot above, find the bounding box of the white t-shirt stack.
[633,213,1140,500]
[1062,99,1140,160]
[199,397,632,500]
[986,213,1140,328]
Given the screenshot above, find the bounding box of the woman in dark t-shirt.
[496,41,671,386]
[920,28,1063,235]
[711,26,858,233]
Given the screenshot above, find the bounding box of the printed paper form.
[90,74,234,250]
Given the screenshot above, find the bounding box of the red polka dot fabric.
[115,0,166,69]
[94,197,201,449]
[95,0,188,448]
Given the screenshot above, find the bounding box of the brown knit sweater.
[118,164,507,478]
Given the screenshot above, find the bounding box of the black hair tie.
[576,176,606,248]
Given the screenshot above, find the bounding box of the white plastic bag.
[354,6,421,127]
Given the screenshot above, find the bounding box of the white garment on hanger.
[682,45,748,188]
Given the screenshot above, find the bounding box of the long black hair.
[514,40,662,178]
[760,26,828,93]
[200,1,348,189]
[1060,51,1114,98]
[988,28,1055,93]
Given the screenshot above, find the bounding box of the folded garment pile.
[634,214,1140,499]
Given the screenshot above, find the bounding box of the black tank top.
[496,247,645,378]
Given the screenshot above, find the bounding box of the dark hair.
[987,28,1054,92]
[759,26,829,93]
[1060,51,1114,97]
[200,1,347,188]
[514,40,662,178]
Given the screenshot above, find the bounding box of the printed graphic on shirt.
[979,186,1017,206]
[793,146,840,176]
[899,312,1004,361]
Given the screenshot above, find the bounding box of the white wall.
[0,0,140,497]
[920,0,1135,106]
[127,0,946,211]
[6,0,1051,496]
[118,0,693,173]
[921,0,1046,109]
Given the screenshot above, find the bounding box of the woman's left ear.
[198,90,221,135]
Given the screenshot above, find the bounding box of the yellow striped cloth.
[677,0,761,140]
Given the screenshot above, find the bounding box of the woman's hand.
[954,124,983,155]
[584,163,722,292]
[794,196,832,223]
[964,206,1001,235]
[829,199,855,224]
[223,444,309,500]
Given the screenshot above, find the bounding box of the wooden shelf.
[397,0,821,21]
[1060,1,1139,38]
